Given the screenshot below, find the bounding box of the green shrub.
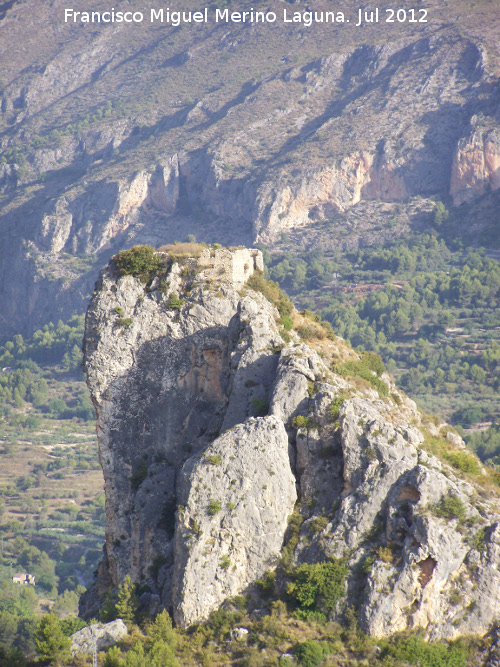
[302,309,321,323]
[115,574,138,625]
[294,609,327,624]
[291,415,318,431]
[206,606,242,642]
[116,317,132,328]
[443,450,481,474]
[333,354,388,397]
[328,392,350,423]
[377,545,395,564]
[287,559,347,613]
[35,613,71,663]
[296,311,335,340]
[103,645,122,667]
[114,245,163,282]
[319,320,335,339]
[280,511,304,571]
[422,433,482,477]
[280,330,291,343]
[391,392,402,406]
[297,323,324,341]
[309,516,329,533]
[469,527,487,552]
[383,634,469,667]
[48,397,67,417]
[294,640,331,667]
[434,201,449,227]
[256,570,276,596]
[280,315,293,331]
[208,500,222,516]
[206,454,222,466]
[166,293,184,310]
[360,554,376,576]
[361,351,385,376]
[189,517,202,537]
[246,271,293,319]
[434,495,466,522]
[220,555,231,569]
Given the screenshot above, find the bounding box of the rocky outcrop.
[285,387,500,640]
[173,417,296,626]
[82,245,500,639]
[254,151,410,240]
[36,164,181,256]
[147,156,181,215]
[70,619,127,655]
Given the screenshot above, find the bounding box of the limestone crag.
[289,390,500,640]
[83,245,500,638]
[36,166,178,256]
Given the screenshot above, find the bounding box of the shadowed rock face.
[82,246,500,638]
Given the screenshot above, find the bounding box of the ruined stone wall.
[197,247,263,286]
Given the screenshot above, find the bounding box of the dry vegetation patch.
[158,242,207,258]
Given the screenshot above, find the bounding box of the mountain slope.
[0,0,499,338]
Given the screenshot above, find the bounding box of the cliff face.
[451,124,500,205]
[83,246,500,638]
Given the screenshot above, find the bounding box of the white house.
[12,573,35,585]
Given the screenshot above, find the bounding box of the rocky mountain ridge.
[82,244,500,639]
[0,0,499,338]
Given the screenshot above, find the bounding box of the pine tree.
[147,609,176,647]
[103,645,123,667]
[115,575,138,625]
[34,613,71,663]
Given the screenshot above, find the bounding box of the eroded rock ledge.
[82,245,500,639]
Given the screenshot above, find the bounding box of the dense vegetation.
[0,315,94,421]
[23,564,477,667]
[1,557,474,667]
[259,232,500,463]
